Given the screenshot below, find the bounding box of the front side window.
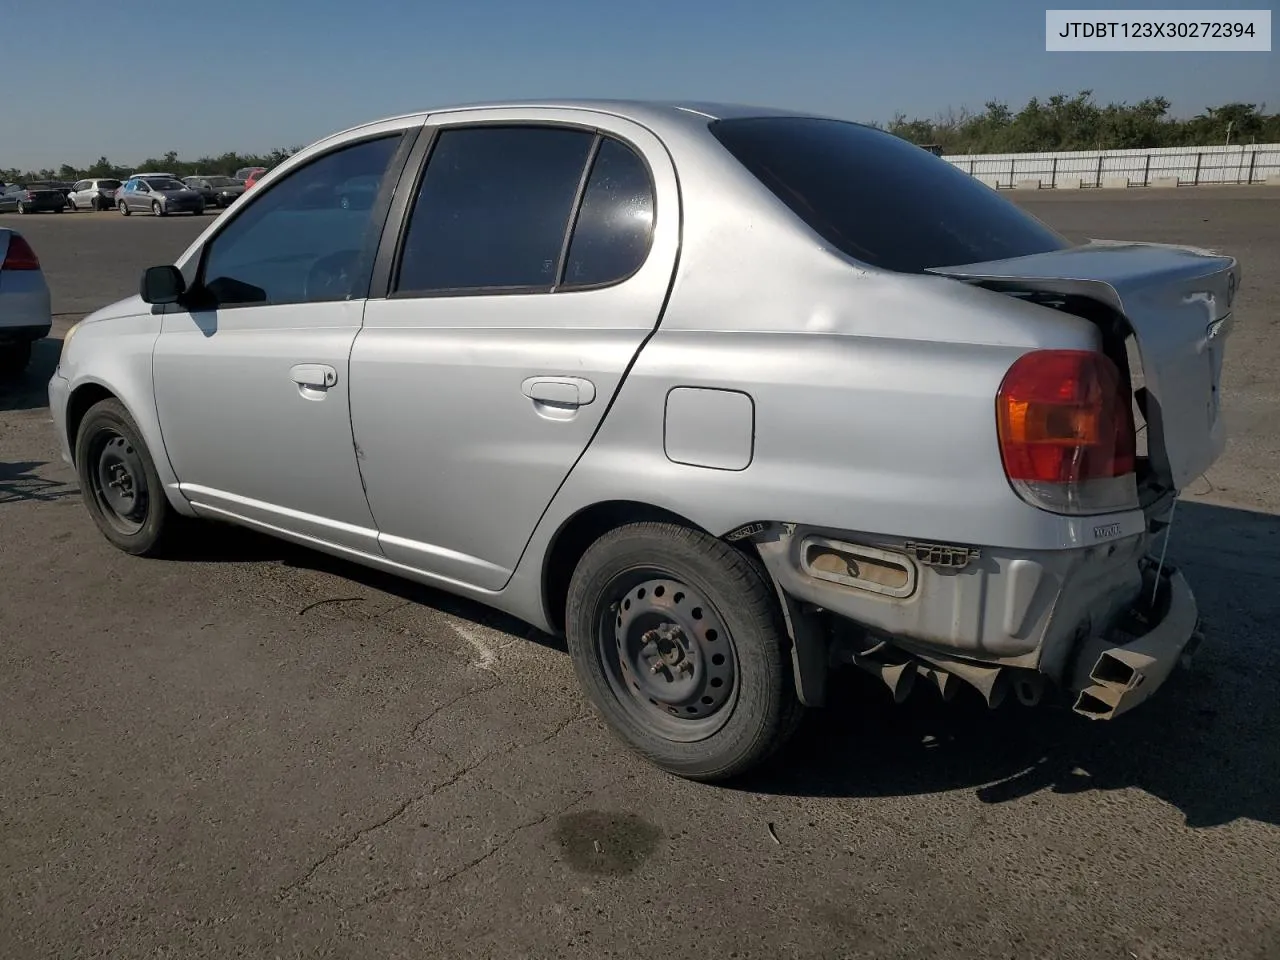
[709,116,1069,273]
[395,125,596,295]
[200,134,401,307]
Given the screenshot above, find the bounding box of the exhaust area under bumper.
[1068,565,1201,721]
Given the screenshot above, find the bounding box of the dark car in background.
[183,175,245,208]
[116,177,205,216]
[0,183,68,214]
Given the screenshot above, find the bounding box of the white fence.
[943,143,1280,188]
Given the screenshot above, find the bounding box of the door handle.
[290,363,338,389]
[521,376,596,407]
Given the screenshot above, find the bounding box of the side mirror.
[140,264,186,305]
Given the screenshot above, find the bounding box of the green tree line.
[873,92,1279,154]
[1,146,300,185]
[4,93,1279,180]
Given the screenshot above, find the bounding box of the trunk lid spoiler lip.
[925,240,1239,318]
[926,240,1240,494]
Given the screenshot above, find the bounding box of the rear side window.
[709,117,1069,273]
[561,138,655,288]
[395,126,596,294]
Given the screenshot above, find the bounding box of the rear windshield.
[708,117,1069,273]
[150,179,185,190]
[98,179,121,189]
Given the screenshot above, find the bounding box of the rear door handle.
[521,376,596,407]
[290,363,338,391]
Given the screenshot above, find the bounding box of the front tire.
[152,201,164,217]
[74,398,180,556]
[565,521,802,782]
[15,202,25,215]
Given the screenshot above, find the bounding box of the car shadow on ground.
[738,499,1280,829]
[0,335,62,413]
[0,460,79,504]
[169,499,1280,829]
[169,520,565,652]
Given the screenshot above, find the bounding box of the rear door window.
[709,116,1069,273]
[560,137,655,289]
[394,125,596,295]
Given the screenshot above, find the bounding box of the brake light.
[996,349,1137,515]
[2,234,40,270]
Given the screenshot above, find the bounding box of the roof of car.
[318,99,831,146]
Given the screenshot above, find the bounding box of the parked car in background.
[49,100,1236,782]
[0,227,52,377]
[115,177,205,216]
[0,183,68,214]
[234,166,267,183]
[242,168,268,191]
[183,175,245,208]
[68,178,125,211]
[128,171,178,180]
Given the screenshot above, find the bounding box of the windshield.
[709,116,1070,273]
[149,179,186,191]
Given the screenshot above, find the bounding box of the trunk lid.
[929,242,1239,494]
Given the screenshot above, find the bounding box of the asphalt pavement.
[2,192,1279,960]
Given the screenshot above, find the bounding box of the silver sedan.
[48,100,1236,780]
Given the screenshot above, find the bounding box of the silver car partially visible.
[115,177,205,216]
[48,101,1236,781]
[0,228,52,376]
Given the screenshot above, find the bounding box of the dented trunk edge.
[748,521,1198,716]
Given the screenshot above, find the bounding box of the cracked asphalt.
[2,189,1279,959]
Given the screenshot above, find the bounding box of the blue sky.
[7,0,1276,170]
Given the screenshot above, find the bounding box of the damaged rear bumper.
[1067,563,1201,720]
[752,521,1201,717]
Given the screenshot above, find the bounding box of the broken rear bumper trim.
[1068,564,1200,720]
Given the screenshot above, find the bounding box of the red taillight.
[2,234,41,270]
[23,190,33,201]
[996,350,1137,514]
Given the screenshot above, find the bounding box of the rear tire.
[119,201,130,216]
[0,341,33,379]
[565,521,803,782]
[74,398,181,557]
[15,202,25,215]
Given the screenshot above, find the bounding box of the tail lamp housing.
[2,233,41,270]
[996,349,1138,516]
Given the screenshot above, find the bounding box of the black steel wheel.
[606,576,739,739]
[566,521,802,782]
[74,398,181,555]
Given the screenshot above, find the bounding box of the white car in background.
[0,228,52,377]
